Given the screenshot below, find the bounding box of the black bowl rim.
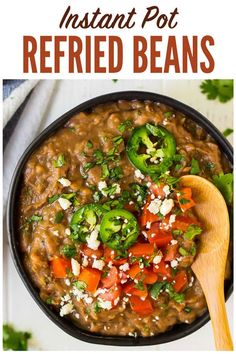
[7,91,233,347]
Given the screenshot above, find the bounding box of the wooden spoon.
[179,175,233,351]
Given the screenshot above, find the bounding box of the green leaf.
[190,158,200,175]
[200,80,233,103]
[55,211,64,224]
[150,282,166,299]
[3,324,31,351]
[86,140,93,148]
[53,154,66,168]
[93,150,104,164]
[184,225,202,240]
[60,245,76,258]
[94,302,102,313]
[165,284,185,303]
[213,172,233,205]
[164,111,173,118]
[184,306,192,313]
[118,120,133,133]
[134,280,145,291]
[223,128,233,138]
[178,247,189,256]
[28,215,43,223]
[48,194,60,204]
[73,280,87,291]
[101,164,110,180]
[113,136,123,145]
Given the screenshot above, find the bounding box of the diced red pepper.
[98,284,122,306]
[177,188,196,212]
[51,256,71,278]
[101,266,119,288]
[82,245,103,259]
[128,264,158,284]
[164,243,179,261]
[129,296,154,316]
[150,183,166,199]
[147,223,173,246]
[103,247,127,266]
[173,270,188,292]
[123,282,148,299]
[153,259,172,279]
[128,243,155,258]
[172,215,200,232]
[78,268,101,292]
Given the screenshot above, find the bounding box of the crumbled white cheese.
[119,263,130,272]
[58,197,72,210]
[169,214,176,225]
[163,185,170,196]
[114,297,120,306]
[64,278,71,286]
[71,258,81,276]
[58,177,71,187]
[75,313,80,319]
[170,239,178,245]
[146,221,152,229]
[142,231,148,238]
[65,228,71,236]
[134,169,145,179]
[153,254,163,264]
[147,199,162,214]
[61,294,71,303]
[98,299,113,310]
[146,182,152,187]
[84,297,93,304]
[52,230,59,236]
[98,181,107,191]
[170,259,178,268]
[94,288,107,297]
[60,303,74,317]
[92,259,105,270]
[86,229,100,250]
[159,198,174,216]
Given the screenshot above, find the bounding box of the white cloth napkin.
[3,80,57,212]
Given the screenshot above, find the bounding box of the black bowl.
[7,91,233,346]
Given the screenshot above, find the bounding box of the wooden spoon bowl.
[180,175,233,351]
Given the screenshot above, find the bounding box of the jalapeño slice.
[70,204,104,242]
[126,123,176,176]
[100,209,139,250]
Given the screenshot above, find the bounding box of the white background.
[2,79,234,351]
[0,0,236,78]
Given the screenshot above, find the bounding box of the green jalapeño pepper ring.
[70,204,105,242]
[100,209,139,250]
[126,123,176,176]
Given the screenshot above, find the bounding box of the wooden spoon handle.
[204,284,233,351]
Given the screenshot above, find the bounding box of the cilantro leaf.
[55,211,64,224]
[73,280,87,291]
[53,154,66,168]
[190,158,200,175]
[200,80,233,103]
[184,225,202,240]
[60,245,76,258]
[118,120,133,133]
[28,215,43,223]
[150,282,166,299]
[3,324,31,351]
[213,172,233,204]
[223,128,233,138]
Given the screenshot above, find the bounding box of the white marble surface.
[3,79,234,351]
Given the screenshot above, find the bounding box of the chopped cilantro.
[179,198,190,205]
[184,306,192,313]
[178,247,189,256]
[172,230,183,236]
[101,184,118,197]
[53,154,66,168]
[93,191,102,202]
[55,211,64,224]
[48,194,60,204]
[184,225,202,240]
[113,136,123,145]
[165,284,185,303]
[94,302,102,313]
[150,282,166,299]
[110,166,123,181]
[86,140,93,148]
[93,149,104,164]
[3,324,31,351]
[60,245,76,258]
[200,80,233,103]
[118,120,133,133]
[74,280,87,291]
[28,215,43,223]
[84,162,95,172]
[190,158,200,175]
[101,164,110,180]
[134,280,145,291]
[45,297,53,305]
[213,172,233,205]
[223,128,233,138]
[164,111,173,118]
[205,161,215,170]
